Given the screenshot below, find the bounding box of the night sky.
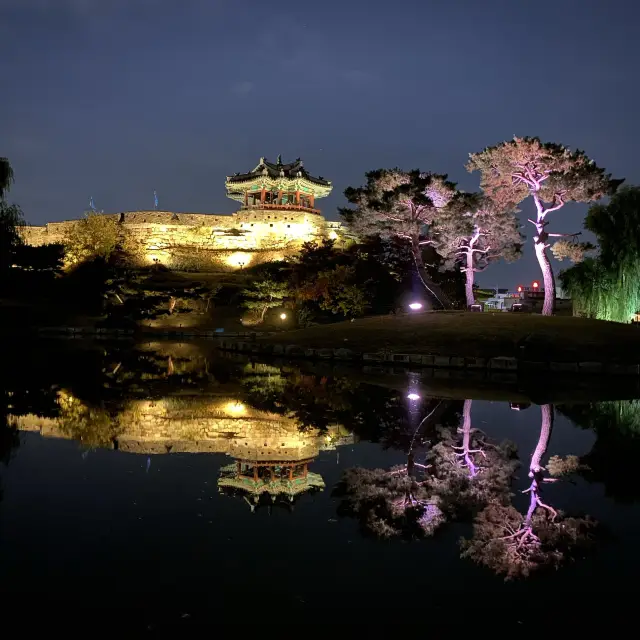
[1,0,638,288]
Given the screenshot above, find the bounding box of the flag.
[154,190,158,209]
[89,196,96,211]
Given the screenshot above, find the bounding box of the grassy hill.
[255,311,640,363]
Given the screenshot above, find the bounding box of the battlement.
[23,206,350,271]
[22,157,352,271]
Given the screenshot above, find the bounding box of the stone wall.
[22,208,351,271]
[13,393,347,457]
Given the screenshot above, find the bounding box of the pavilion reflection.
[218,423,352,511]
[12,387,355,510]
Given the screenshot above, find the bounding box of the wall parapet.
[23,208,351,271]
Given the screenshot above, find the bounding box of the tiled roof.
[227,156,330,187]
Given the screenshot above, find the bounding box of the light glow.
[280,313,287,320]
[226,252,253,268]
[407,393,421,401]
[408,302,423,310]
[222,401,247,416]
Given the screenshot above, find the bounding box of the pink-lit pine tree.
[436,197,522,307]
[340,169,458,309]
[467,137,620,315]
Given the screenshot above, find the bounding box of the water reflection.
[2,342,640,587]
[461,404,595,579]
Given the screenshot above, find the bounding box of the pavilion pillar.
[244,191,248,207]
[288,466,293,480]
[295,190,300,205]
[236,461,241,475]
[309,194,315,209]
[254,465,258,482]
[277,190,283,205]
[303,463,308,478]
[260,188,266,204]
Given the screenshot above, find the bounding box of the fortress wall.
[13,399,322,458]
[22,208,348,271]
[21,226,51,246]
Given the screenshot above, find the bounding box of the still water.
[1,340,639,627]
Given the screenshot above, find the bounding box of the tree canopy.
[0,157,14,200]
[436,196,522,306]
[0,201,25,276]
[63,212,120,265]
[468,136,620,315]
[241,278,289,323]
[341,168,458,309]
[559,186,640,322]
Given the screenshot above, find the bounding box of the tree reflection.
[461,405,596,579]
[335,465,446,538]
[428,399,517,514]
[334,399,515,538]
[242,367,462,452]
[0,389,21,503]
[56,390,122,449]
[559,400,640,503]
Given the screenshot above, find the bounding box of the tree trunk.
[533,233,556,316]
[464,251,475,308]
[410,236,451,310]
[461,399,478,476]
[524,404,554,527]
[530,404,553,475]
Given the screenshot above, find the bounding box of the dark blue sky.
[1,0,638,287]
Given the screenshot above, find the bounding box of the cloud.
[230,81,253,95]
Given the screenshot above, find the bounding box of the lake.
[1,340,638,630]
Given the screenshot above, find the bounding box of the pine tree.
[340,168,457,309]
[467,137,620,315]
[436,196,522,307]
[242,278,289,323]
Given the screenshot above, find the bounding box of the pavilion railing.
[240,203,321,215]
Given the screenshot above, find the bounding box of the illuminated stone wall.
[13,393,352,456]
[22,208,349,271]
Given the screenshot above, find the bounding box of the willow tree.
[340,169,457,309]
[0,157,14,200]
[436,196,522,307]
[467,137,620,315]
[560,186,640,322]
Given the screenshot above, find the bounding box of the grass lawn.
[258,311,640,363]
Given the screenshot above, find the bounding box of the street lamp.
[408,302,423,311]
[532,280,540,290]
[280,312,287,320]
[407,393,420,401]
